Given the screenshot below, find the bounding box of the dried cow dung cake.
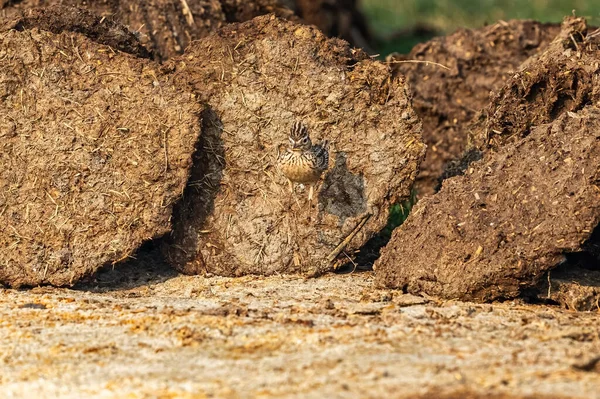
[1,5,151,58]
[388,20,560,195]
[469,17,600,150]
[281,0,373,50]
[162,15,424,276]
[0,28,201,287]
[1,0,296,61]
[531,264,600,311]
[528,227,600,310]
[375,107,600,301]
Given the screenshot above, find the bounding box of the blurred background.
[359,0,600,54]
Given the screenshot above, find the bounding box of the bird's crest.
[290,121,309,140]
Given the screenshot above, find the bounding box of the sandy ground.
[1,263,600,399]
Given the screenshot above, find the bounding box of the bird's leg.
[287,179,301,207]
[309,180,326,203]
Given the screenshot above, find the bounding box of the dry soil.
[1,261,599,398]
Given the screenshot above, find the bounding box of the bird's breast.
[278,153,323,183]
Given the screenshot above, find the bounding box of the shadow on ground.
[73,242,179,292]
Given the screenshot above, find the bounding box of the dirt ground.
[1,258,600,398]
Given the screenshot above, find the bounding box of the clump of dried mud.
[2,0,377,62]
[375,106,600,301]
[282,0,372,50]
[1,0,296,61]
[528,227,600,311]
[161,15,424,277]
[531,263,600,311]
[0,25,201,287]
[1,5,151,58]
[375,17,600,305]
[389,20,560,195]
[470,17,600,150]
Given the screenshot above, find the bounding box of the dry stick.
[570,33,580,52]
[586,28,600,40]
[163,129,169,174]
[342,251,358,273]
[180,0,195,27]
[387,59,451,70]
[326,213,372,266]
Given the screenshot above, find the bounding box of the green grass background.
[360,0,600,54]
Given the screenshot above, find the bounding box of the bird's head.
[288,121,312,151]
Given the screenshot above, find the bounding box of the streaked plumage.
[278,121,329,200]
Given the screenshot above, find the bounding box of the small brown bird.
[278,121,329,201]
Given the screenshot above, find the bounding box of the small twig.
[342,251,358,273]
[327,213,372,265]
[112,252,133,265]
[586,28,600,41]
[162,126,172,174]
[70,35,85,64]
[570,33,580,51]
[180,0,195,27]
[387,59,451,70]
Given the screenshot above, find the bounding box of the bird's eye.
[302,137,308,143]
